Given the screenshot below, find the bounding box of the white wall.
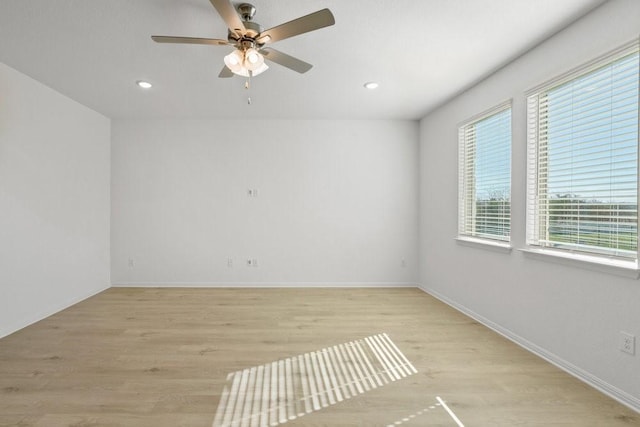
[0,63,111,338]
[112,119,418,286]
[419,0,640,410]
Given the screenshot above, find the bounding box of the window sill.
[519,247,640,279]
[455,236,512,253]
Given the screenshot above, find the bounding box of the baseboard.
[111,281,419,288]
[0,284,110,339]
[418,284,640,414]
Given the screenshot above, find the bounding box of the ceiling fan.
[152,0,335,78]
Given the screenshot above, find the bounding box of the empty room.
[1,0,639,425]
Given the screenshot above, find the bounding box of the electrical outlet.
[227,257,233,268]
[128,258,135,269]
[246,258,258,267]
[620,331,635,355]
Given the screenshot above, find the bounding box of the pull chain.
[245,70,252,105]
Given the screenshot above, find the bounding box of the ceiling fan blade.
[208,0,246,36]
[218,66,234,78]
[151,36,229,46]
[261,48,313,74]
[258,9,335,44]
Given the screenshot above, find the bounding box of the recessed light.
[364,81,379,90]
[136,80,153,89]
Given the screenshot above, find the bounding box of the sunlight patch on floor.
[212,333,417,427]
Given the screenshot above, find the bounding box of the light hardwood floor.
[0,287,638,426]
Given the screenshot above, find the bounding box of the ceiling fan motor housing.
[228,4,262,45]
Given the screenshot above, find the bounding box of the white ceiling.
[0,0,607,120]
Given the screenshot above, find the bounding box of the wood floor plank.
[0,287,638,426]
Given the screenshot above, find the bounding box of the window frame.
[457,101,513,247]
[525,40,640,265]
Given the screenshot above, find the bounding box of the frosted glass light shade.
[224,50,244,73]
[244,48,264,71]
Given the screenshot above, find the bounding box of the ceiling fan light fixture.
[136,80,153,89]
[224,49,244,72]
[245,49,259,64]
[244,48,264,70]
[224,47,268,76]
[364,81,379,90]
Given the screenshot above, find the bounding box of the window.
[526,42,639,260]
[458,103,512,242]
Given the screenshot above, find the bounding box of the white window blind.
[526,42,639,259]
[458,103,512,241]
